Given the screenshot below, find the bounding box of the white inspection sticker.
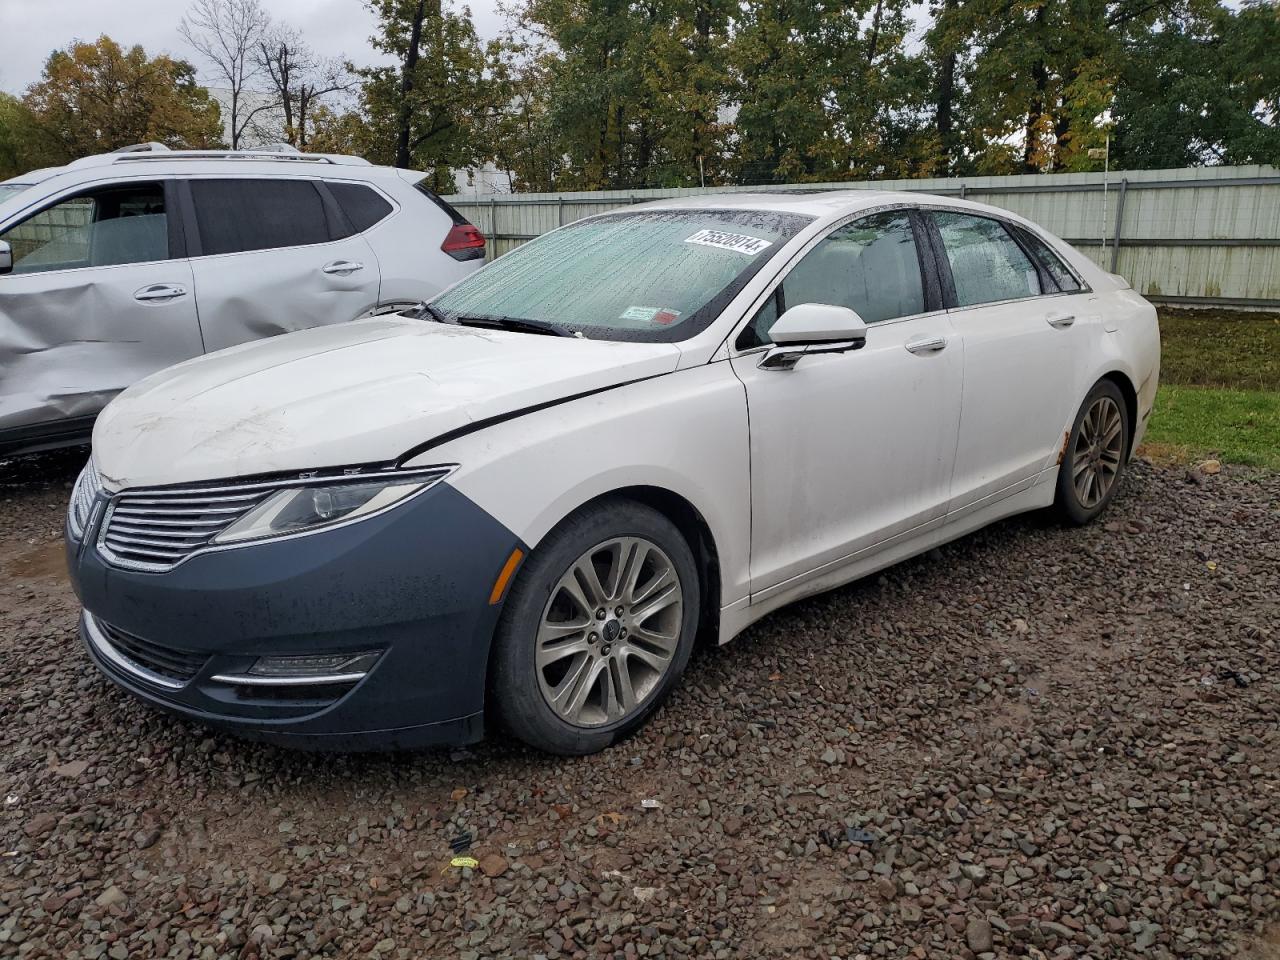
[620,305,660,322]
[684,229,772,256]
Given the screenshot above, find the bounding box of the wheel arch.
[531,485,723,647]
[1098,369,1139,459]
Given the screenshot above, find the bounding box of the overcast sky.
[0,0,508,96]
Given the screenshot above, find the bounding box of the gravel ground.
[1,451,1277,960]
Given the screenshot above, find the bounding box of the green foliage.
[13,0,1277,188]
[0,94,56,181]
[1112,1,1280,167]
[359,0,505,190]
[1157,308,1280,392]
[1143,308,1280,470]
[1145,385,1280,469]
[22,36,223,166]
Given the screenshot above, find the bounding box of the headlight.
[69,459,104,538]
[212,469,449,545]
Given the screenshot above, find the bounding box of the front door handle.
[133,283,187,303]
[1046,311,1076,328]
[322,260,364,276]
[905,335,948,355]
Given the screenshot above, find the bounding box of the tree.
[21,37,223,162]
[486,42,564,190]
[306,105,371,155]
[180,0,271,148]
[731,0,933,184]
[360,0,504,187]
[255,25,354,148]
[1111,0,1280,167]
[0,94,58,180]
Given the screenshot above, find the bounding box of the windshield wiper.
[415,302,452,324]
[453,314,576,338]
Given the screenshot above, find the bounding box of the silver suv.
[0,144,485,457]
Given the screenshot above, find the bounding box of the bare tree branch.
[179,0,271,148]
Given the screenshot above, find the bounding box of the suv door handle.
[905,335,948,355]
[133,283,187,303]
[1046,311,1076,328]
[322,260,364,275]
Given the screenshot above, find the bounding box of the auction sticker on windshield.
[684,229,772,256]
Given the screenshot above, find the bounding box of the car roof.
[631,189,931,217]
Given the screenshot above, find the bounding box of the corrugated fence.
[445,165,1280,308]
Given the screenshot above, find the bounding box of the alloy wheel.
[1071,395,1125,509]
[535,537,684,727]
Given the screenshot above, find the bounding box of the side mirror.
[760,303,868,370]
[0,240,11,276]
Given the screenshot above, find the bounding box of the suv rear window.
[190,179,331,255]
[328,182,393,233]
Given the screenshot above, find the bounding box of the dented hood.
[93,316,682,488]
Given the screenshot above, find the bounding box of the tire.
[1055,379,1130,525]
[490,498,700,755]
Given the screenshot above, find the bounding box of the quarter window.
[1015,226,1082,293]
[328,182,393,233]
[738,210,924,349]
[932,212,1041,306]
[189,179,331,256]
[0,182,169,274]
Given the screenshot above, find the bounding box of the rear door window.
[189,179,331,256]
[931,211,1041,307]
[0,182,170,274]
[328,182,393,233]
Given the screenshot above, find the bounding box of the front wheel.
[490,499,700,755]
[1055,379,1130,525]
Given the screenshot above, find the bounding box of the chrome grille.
[100,485,271,570]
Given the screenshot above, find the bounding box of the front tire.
[490,499,700,755]
[1055,379,1130,525]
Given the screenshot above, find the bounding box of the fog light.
[211,651,381,687]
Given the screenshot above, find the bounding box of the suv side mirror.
[0,240,11,276]
[760,303,868,370]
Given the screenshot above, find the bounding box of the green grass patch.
[1144,384,1280,470]
[1156,308,1280,391]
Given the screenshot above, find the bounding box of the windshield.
[431,208,813,342]
[0,182,35,206]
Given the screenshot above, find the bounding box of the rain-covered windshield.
[430,208,813,342]
[0,182,35,206]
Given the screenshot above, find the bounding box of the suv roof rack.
[65,148,371,170]
[109,143,172,154]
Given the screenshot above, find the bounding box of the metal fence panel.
[446,165,1280,307]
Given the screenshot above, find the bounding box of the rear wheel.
[491,500,699,755]
[1055,379,1130,525]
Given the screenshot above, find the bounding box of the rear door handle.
[133,283,187,303]
[1046,311,1076,328]
[905,335,948,355]
[322,260,364,276]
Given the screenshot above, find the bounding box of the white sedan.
[66,191,1160,755]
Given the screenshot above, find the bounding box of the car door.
[925,210,1094,511]
[0,179,203,444]
[729,209,963,598]
[182,177,381,353]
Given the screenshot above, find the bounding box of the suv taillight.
[442,223,485,261]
